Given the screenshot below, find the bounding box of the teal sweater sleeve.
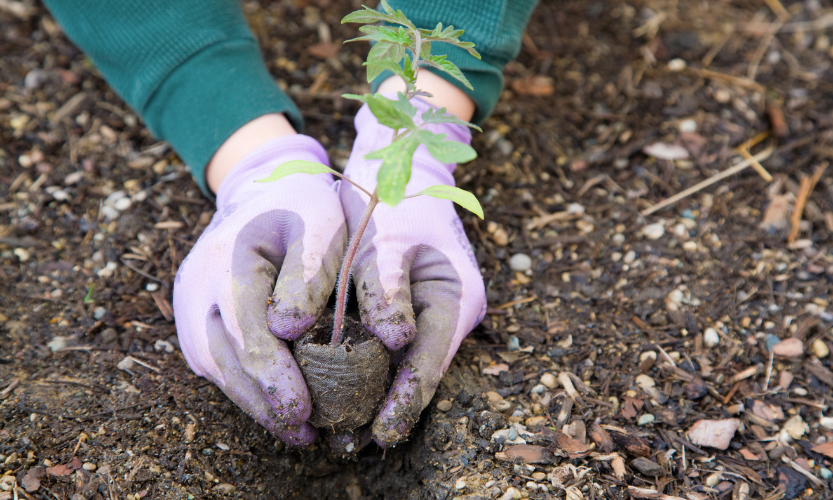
[372,0,539,124]
[42,0,302,195]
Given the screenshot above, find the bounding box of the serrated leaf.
[364,59,404,82]
[420,40,431,59]
[417,26,481,59]
[365,136,420,206]
[341,3,415,29]
[421,55,473,89]
[402,53,416,85]
[368,41,406,64]
[414,185,484,219]
[379,0,394,14]
[255,160,338,183]
[346,25,412,46]
[416,130,477,164]
[365,94,415,130]
[421,107,482,132]
[393,92,417,117]
[342,93,367,102]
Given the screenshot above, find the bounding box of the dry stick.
[685,67,765,93]
[331,190,379,345]
[747,18,787,81]
[787,162,828,243]
[641,146,774,216]
[738,147,773,182]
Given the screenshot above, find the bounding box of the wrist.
[206,113,298,193]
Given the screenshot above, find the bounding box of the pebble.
[704,328,720,348]
[509,253,532,272]
[52,189,70,201]
[216,442,230,451]
[530,384,545,394]
[47,336,67,353]
[454,478,467,490]
[497,139,514,156]
[631,457,664,476]
[437,400,453,412]
[93,307,109,320]
[782,415,807,440]
[498,487,521,500]
[820,468,833,480]
[764,334,782,352]
[773,338,804,358]
[491,227,509,246]
[486,391,503,403]
[678,119,697,132]
[146,282,159,292]
[532,472,546,481]
[525,416,546,427]
[623,250,636,264]
[64,171,83,185]
[101,206,120,220]
[507,335,520,352]
[638,414,655,426]
[82,462,96,471]
[667,58,687,71]
[495,400,513,413]
[214,483,236,494]
[714,88,731,103]
[154,340,174,353]
[682,241,697,252]
[97,261,118,278]
[14,248,30,262]
[114,197,132,211]
[820,417,833,430]
[640,351,657,364]
[812,338,829,358]
[642,223,665,240]
[540,373,557,389]
[705,472,722,487]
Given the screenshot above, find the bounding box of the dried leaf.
[482,363,509,376]
[750,400,784,422]
[810,441,833,458]
[308,41,340,59]
[739,448,762,461]
[22,467,46,492]
[46,456,82,476]
[687,419,740,450]
[555,433,591,458]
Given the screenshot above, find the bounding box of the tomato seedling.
[259,0,484,344]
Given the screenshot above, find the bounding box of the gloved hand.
[173,135,346,446]
[341,97,487,447]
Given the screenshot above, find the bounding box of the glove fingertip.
[278,422,318,447]
[267,305,316,340]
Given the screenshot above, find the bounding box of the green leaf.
[341,2,415,29]
[342,93,367,102]
[393,92,417,118]
[413,185,484,219]
[402,53,416,85]
[379,0,394,15]
[419,40,431,59]
[365,136,420,205]
[255,160,338,183]
[364,59,404,82]
[421,107,482,132]
[84,284,94,304]
[416,130,477,164]
[346,25,412,45]
[368,41,406,64]
[417,25,481,59]
[365,94,415,130]
[421,54,473,90]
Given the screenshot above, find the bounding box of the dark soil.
[295,314,389,433]
[2,0,833,499]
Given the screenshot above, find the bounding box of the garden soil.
[2,0,833,499]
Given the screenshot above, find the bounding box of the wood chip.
[154,221,185,229]
[503,444,555,464]
[686,419,740,450]
[787,162,828,243]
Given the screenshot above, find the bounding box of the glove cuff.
[216,135,331,208]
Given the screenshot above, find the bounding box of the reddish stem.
[331,190,379,345]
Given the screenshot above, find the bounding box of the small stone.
[82,462,96,471]
[630,457,665,477]
[812,339,829,358]
[486,391,504,403]
[491,227,509,246]
[678,119,697,132]
[64,171,83,185]
[454,478,467,490]
[714,88,731,103]
[820,468,833,480]
[495,400,513,413]
[509,253,532,272]
[154,340,174,353]
[13,248,30,262]
[214,483,236,494]
[764,334,782,351]
[773,338,804,357]
[525,416,546,427]
[498,487,521,500]
[497,139,514,156]
[532,472,546,481]
[705,472,722,487]
[507,335,520,351]
[667,58,687,71]
[819,417,833,430]
[623,250,636,264]
[47,336,67,353]
[638,414,655,426]
[779,371,793,390]
[682,241,697,252]
[93,307,108,320]
[114,197,132,211]
[540,373,557,389]
[437,400,453,412]
[507,427,519,441]
[704,328,720,348]
[146,282,159,292]
[530,384,545,394]
[639,351,657,364]
[641,223,665,240]
[216,442,229,451]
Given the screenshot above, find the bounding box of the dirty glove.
[341,98,487,447]
[173,136,346,446]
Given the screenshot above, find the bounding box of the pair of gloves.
[172,99,487,447]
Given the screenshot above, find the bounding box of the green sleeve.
[371,0,539,124]
[41,0,303,195]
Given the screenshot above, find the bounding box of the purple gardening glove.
[173,135,346,446]
[341,97,487,447]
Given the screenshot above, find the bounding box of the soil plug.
[258,0,485,433]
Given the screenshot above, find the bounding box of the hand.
[173,135,346,446]
[341,98,487,447]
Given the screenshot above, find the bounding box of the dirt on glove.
[294,314,389,432]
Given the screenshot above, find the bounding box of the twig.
[496,295,537,309]
[747,17,787,81]
[685,67,765,93]
[628,486,686,500]
[787,162,828,243]
[763,350,774,391]
[737,148,773,181]
[641,146,774,215]
[782,456,825,487]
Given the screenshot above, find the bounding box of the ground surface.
[2,0,833,499]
